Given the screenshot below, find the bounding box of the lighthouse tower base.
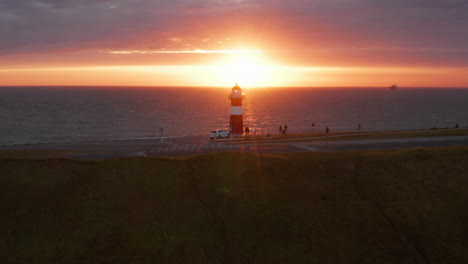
[230,115,244,135]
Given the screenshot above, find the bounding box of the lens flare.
[215,54,271,87]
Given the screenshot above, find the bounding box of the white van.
[210,129,231,140]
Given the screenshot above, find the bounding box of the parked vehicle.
[210,129,231,140]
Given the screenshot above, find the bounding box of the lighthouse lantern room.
[229,83,245,135]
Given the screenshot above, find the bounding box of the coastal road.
[287,136,468,152]
[140,135,468,157]
[2,135,468,159]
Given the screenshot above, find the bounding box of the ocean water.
[1,86,468,145]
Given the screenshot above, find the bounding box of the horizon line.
[1,85,468,89]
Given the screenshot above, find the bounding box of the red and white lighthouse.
[229,83,245,135]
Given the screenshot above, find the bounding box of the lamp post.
[159,128,164,144]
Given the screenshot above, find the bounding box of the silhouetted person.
[456,123,459,128]
[245,127,250,134]
[279,125,282,134]
[312,122,315,127]
[284,124,288,134]
[358,123,362,130]
[326,127,329,134]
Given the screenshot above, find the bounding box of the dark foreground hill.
[1,147,468,264]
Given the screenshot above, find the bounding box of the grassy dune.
[1,147,468,263]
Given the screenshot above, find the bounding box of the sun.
[215,54,271,87]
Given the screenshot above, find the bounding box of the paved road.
[2,135,468,159]
[291,136,468,152]
[142,135,468,158]
[76,135,468,158]
[0,136,296,159]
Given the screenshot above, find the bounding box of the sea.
[1,86,468,146]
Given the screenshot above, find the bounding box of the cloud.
[107,49,263,54]
[1,0,468,67]
[0,0,182,52]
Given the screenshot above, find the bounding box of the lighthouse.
[229,83,245,135]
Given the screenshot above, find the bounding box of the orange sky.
[1,64,467,88]
[1,0,467,87]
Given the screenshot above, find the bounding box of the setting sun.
[215,53,272,87]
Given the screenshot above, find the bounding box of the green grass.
[1,147,468,263]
